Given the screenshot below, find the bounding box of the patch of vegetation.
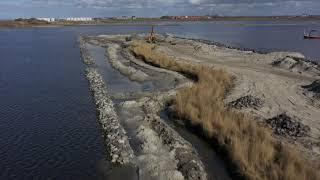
[0,18,49,28]
[130,41,319,180]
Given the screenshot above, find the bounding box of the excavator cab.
[147,25,156,43]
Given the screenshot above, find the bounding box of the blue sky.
[1,0,320,19]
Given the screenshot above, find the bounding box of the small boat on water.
[304,30,320,39]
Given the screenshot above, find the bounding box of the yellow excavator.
[147,25,156,43]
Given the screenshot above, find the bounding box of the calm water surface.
[0,21,319,179]
[162,21,320,61]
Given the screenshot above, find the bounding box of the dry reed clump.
[130,41,319,180]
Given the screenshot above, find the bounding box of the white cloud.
[1,0,320,18]
[189,0,202,5]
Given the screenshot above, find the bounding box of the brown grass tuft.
[130,41,319,180]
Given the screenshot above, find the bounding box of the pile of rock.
[272,56,297,69]
[265,114,310,138]
[229,95,264,109]
[272,56,320,75]
[302,80,320,107]
[303,80,320,95]
[85,68,134,164]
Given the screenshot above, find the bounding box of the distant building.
[161,16,211,20]
[36,18,55,22]
[63,17,93,21]
[112,16,136,20]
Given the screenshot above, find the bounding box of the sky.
[1,0,320,19]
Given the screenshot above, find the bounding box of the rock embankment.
[81,36,134,164]
[85,68,134,164]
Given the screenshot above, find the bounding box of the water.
[0,28,109,179]
[160,21,320,61]
[87,44,153,94]
[160,111,232,180]
[0,21,319,179]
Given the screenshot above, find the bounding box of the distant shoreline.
[1,16,320,29]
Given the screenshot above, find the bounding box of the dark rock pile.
[125,36,132,42]
[229,95,264,109]
[303,80,320,95]
[265,114,310,138]
[272,56,320,75]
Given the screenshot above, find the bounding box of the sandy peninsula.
[80,33,320,180]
